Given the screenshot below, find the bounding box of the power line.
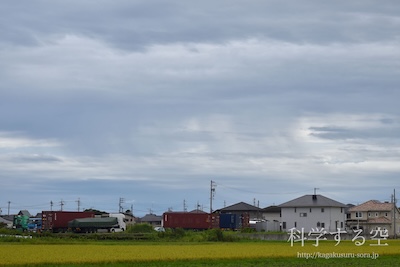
[215,181,310,195]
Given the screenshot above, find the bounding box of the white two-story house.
[279,194,347,232]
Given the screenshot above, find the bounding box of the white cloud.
[0,132,61,149]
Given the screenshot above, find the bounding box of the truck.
[13,215,29,231]
[68,213,126,233]
[27,217,42,232]
[42,211,95,233]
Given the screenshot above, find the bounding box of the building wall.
[281,207,346,232]
[262,212,281,222]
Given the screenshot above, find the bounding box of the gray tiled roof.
[279,195,346,208]
[140,213,162,222]
[218,201,261,212]
[262,205,281,213]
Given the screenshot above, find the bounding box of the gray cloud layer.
[1,1,399,215]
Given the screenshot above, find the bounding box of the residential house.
[0,216,13,228]
[18,210,31,217]
[279,194,347,232]
[215,201,262,220]
[346,200,400,237]
[139,213,162,227]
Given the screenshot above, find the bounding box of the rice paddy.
[1,240,399,266]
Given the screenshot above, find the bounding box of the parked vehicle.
[68,213,126,233]
[42,211,95,233]
[27,217,42,232]
[13,215,29,231]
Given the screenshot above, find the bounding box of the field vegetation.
[1,226,400,266]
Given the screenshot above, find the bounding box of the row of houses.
[213,194,400,237]
[1,193,399,237]
[129,193,400,237]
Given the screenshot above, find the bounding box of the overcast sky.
[1,1,399,217]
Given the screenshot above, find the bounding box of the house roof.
[18,210,31,217]
[217,202,261,212]
[368,216,392,224]
[279,194,346,208]
[140,213,162,222]
[189,209,207,213]
[262,205,281,213]
[349,200,394,212]
[0,217,12,224]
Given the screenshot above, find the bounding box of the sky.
[1,1,399,217]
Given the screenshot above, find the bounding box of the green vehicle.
[13,215,29,231]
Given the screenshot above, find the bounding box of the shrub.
[203,229,224,241]
[126,223,154,233]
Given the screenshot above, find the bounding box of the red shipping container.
[42,211,95,232]
[163,212,218,230]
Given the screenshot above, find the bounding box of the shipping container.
[219,213,240,229]
[41,211,95,232]
[163,212,218,230]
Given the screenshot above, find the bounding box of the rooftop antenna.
[313,188,319,200]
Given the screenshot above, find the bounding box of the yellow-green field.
[1,241,400,266]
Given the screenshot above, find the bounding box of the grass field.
[1,240,400,266]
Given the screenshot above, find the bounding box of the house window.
[294,208,297,213]
[355,212,363,218]
[341,207,343,213]
[310,208,312,213]
[282,222,286,229]
[317,222,321,227]
[321,208,324,213]
[368,212,371,217]
[385,212,388,217]
[375,213,378,217]
[321,223,325,228]
[341,222,344,228]
[300,213,307,217]
[294,222,297,227]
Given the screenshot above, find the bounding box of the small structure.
[256,205,281,232]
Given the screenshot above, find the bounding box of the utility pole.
[50,201,53,211]
[183,199,187,212]
[60,200,64,211]
[394,189,397,239]
[7,201,10,215]
[119,197,125,213]
[210,180,216,214]
[76,198,81,212]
